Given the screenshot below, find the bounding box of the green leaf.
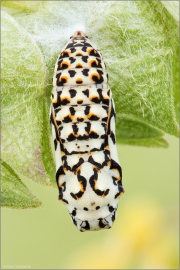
[1,11,50,186]
[156,1,179,122]
[161,1,179,22]
[118,137,168,148]
[41,95,56,187]
[93,1,179,140]
[1,1,48,12]
[1,160,42,209]
[116,115,168,147]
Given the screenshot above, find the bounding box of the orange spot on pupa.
[90,95,99,101]
[77,99,83,104]
[63,50,70,57]
[75,53,83,56]
[75,63,83,68]
[90,73,100,82]
[59,76,68,83]
[89,59,98,67]
[76,78,83,84]
[60,61,70,69]
[61,97,70,102]
[87,48,94,54]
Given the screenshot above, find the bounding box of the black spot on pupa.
[81,46,87,52]
[61,98,70,105]
[67,133,76,142]
[104,189,110,196]
[82,69,89,76]
[78,134,88,140]
[84,106,90,115]
[110,131,116,144]
[66,42,73,49]
[82,56,88,63]
[69,107,76,115]
[88,115,100,121]
[101,134,106,139]
[108,205,114,212]
[72,209,76,216]
[69,57,76,64]
[112,212,116,222]
[98,69,103,75]
[91,97,100,103]
[68,70,76,77]
[82,221,90,230]
[102,117,108,122]
[54,139,57,150]
[56,120,62,126]
[98,219,107,228]
[56,72,61,81]
[61,138,65,143]
[77,117,84,122]
[84,42,92,47]
[85,122,91,133]
[62,115,72,123]
[83,207,88,211]
[113,177,118,186]
[69,89,77,98]
[89,131,99,139]
[70,47,76,53]
[72,124,78,134]
[82,89,89,97]
[96,206,100,210]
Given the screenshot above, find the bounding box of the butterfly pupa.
[50,30,124,232]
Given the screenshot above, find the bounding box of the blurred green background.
[1,134,179,269]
